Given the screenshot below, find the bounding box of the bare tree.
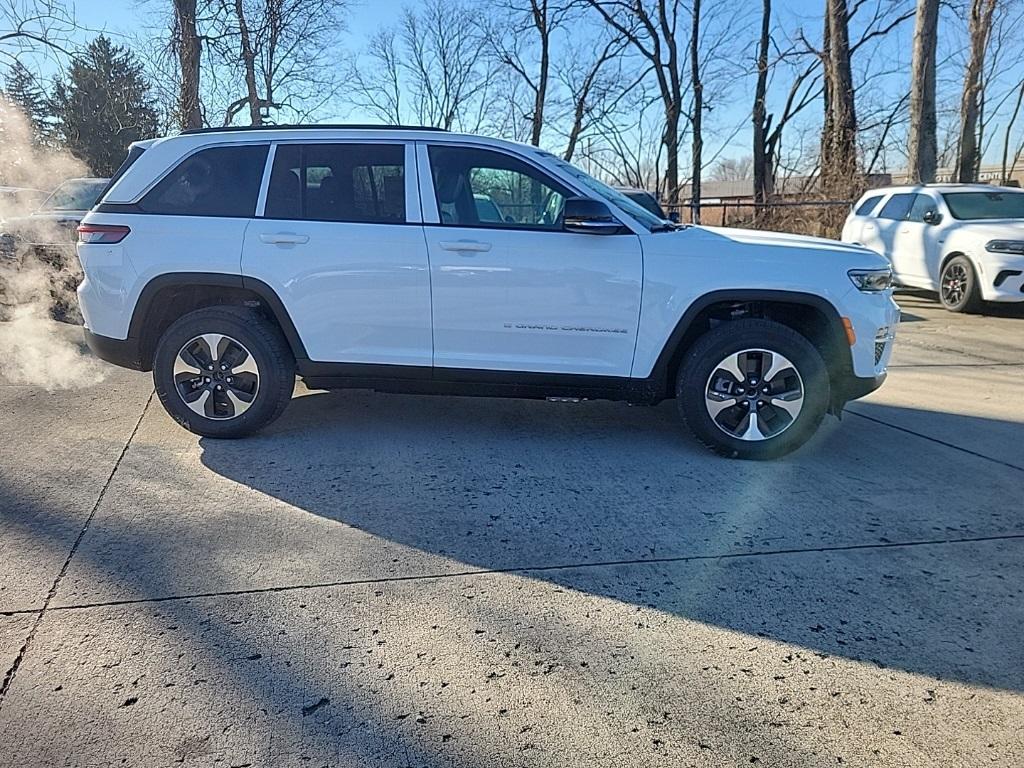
[556,28,634,162]
[202,0,348,126]
[486,1,574,146]
[172,0,203,129]
[752,0,771,207]
[907,0,939,182]
[1,0,76,68]
[956,0,997,182]
[710,154,753,181]
[350,0,493,131]
[689,0,702,221]
[584,1,687,205]
[820,0,858,199]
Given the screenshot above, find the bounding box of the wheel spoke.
[762,351,796,385]
[705,393,739,418]
[199,333,226,365]
[173,348,204,377]
[739,412,766,441]
[715,352,744,384]
[224,389,254,417]
[182,388,211,417]
[231,350,259,376]
[769,389,803,418]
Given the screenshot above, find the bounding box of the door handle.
[259,232,310,245]
[439,239,492,253]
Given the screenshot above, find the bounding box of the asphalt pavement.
[1,291,1021,767]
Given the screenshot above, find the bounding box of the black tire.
[938,255,983,313]
[153,306,295,438]
[677,319,830,460]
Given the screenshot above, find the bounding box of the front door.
[242,141,433,366]
[419,143,643,377]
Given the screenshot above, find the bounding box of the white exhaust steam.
[0,96,107,390]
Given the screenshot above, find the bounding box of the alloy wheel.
[704,348,805,441]
[941,262,968,306]
[173,333,260,420]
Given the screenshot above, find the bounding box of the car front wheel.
[677,319,830,460]
[939,255,982,313]
[153,306,295,438]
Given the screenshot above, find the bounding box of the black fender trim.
[647,289,851,396]
[128,272,310,363]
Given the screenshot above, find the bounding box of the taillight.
[77,224,131,244]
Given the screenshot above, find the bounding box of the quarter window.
[264,143,405,223]
[428,145,570,229]
[854,195,882,216]
[140,144,268,217]
[877,193,914,221]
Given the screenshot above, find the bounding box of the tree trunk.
[752,0,771,211]
[664,106,680,208]
[173,0,203,130]
[907,0,939,183]
[530,0,549,147]
[820,0,857,199]
[956,0,996,183]
[233,0,263,126]
[689,0,703,224]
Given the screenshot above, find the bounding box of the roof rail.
[179,123,448,136]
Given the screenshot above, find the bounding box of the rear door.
[242,141,432,366]
[893,193,942,286]
[418,142,643,377]
[872,193,915,277]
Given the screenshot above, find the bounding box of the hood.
[701,225,875,256]
[945,219,1024,240]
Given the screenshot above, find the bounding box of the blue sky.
[40,1,1024,171]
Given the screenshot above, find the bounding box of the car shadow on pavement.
[194,388,1024,693]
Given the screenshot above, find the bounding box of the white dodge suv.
[77,126,898,459]
[842,183,1024,312]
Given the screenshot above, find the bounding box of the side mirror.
[563,197,623,235]
[923,209,943,225]
[668,211,681,224]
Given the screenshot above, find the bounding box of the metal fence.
[664,199,855,238]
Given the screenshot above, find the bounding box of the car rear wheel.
[677,319,830,460]
[939,255,982,313]
[153,306,295,438]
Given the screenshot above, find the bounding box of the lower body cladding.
[83,328,886,411]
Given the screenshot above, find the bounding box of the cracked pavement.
[1,292,1022,767]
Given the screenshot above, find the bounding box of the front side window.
[264,143,405,223]
[140,144,268,217]
[942,190,1024,220]
[907,194,938,222]
[877,193,914,220]
[428,145,569,229]
[39,179,109,211]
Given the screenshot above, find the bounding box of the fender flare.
[646,288,850,391]
[128,272,309,361]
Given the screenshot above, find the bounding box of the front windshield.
[40,179,108,212]
[942,191,1024,220]
[542,154,670,231]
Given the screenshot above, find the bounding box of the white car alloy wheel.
[703,348,805,441]
[173,332,260,420]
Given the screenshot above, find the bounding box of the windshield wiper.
[650,221,684,232]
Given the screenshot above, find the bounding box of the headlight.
[985,240,1024,254]
[848,268,893,292]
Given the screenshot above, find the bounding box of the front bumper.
[834,371,886,406]
[83,329,147,371]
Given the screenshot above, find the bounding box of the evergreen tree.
[50,36,158,176]
[2,61,51,144]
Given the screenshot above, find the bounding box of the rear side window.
[98,145,146,203]
[877,193,914,220]
[139,144,268,217]
[264,143,405,223]
[854,195,882,216]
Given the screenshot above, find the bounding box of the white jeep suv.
[842,183,1024,312]
[77,126,898,459]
